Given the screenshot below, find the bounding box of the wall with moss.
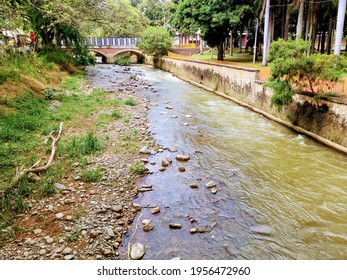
[146,56,347,151]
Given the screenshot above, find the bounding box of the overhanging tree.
[172,0,253,61]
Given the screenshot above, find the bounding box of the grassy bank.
[0,53,144,247]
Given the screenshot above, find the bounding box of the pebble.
[211,188,218,194]
[54,183,66,190]
[112,206,123,213]
[176,155,190,161]
[106,228,115,238]
[133,203,142,211]
[189,228,198,234]
[143,224,154,232]
[189,183,198,188]
[55,213,64,219]
[46,238,54,244]
[130,243,146,260]
[178,166,185,172]
[39,249,47,255]
[64,255,74,260]
[206,181,217,188]
[142,219,152,225]
[169,223,182,229]
[151,206,160,214]
[63,247,73,255]
[166,105,173,109]
[33,228,42,235]
[161,159,170,167]
[159,167,166,171]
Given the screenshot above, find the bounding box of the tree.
[172,0,253,61]
[138,0,174,26]
[137,26,172,56]
[265,38,347,108]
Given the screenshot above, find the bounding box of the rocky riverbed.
[0,66,160,260]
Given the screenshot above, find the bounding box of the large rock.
[130,243,146,260]
[176,155,190,161]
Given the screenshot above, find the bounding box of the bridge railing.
[61,38,141,48]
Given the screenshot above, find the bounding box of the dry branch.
[8,122,64,189]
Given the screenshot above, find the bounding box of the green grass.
[124,98,138,106]
[129,162,146,175]
[81,169,102,182]
[61,132,102,157]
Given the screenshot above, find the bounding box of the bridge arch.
[89,49,109,63]
[113,49,145,63]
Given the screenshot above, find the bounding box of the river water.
[87,64,347,260]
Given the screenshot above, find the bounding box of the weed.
[65,227,82,242]
[124,98,137,106]
[81,169,102,182]
[71,205,85,221]
[129,163,146,175]
[111,110,122,119]
[63,132,102,157]
[114,57,131,66]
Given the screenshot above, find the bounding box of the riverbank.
[0,65,159,260]
[147,56,347,154]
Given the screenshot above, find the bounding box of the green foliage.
[137,26,172,57]
[265,39,347,108]
[129,162,146,175]
[81,169,102,182]
[114,56,132,66]
[111,110,123,119]
[124,98,138,106]
[63,132,102,157]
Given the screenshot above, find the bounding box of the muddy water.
[87,64,347,260]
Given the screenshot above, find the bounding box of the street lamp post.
[253,18,258,64]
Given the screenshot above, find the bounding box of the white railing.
[61,38,141,48]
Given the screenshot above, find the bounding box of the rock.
[151,206,160,214]
[25,238,35,245]
[102,248,112,256]
[183,123,189,126]
[142,219,152,225]
[130,243,146,260]
[176,155,190,161]
[133,203,142,211]
[143,224,154,232]
[33,228,42,235]
[171,115,178,118]
[140,158,149,163]
[106,228,115,238]
[166,105,173,109]
[169,223,182,229]
[46,238,54,244]
[159,167,166,172]
[171,257,181,260]
[64,198,75,204]
[205,181,217,188]
[189,183,198,189]
[89,230,98,238]
[112,206,123,213]
[55,213,64,219]
[185,114,192,118]
[161,159,170,167]
[149,161,156,165]
[39,249,47,256]
[250,225,273,235]
[64,255,74,260]
[54,183,66,190]
[139,146,151,154]
[178,166,185,172]
[63,247,73,255]
[189,228,198,234]
[211,188,218,194]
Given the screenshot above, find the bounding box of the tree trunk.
[296,0,304,41]
[321,27,326,53]
[284,1,295,40]
[239,27,243,53]
[230,31,233,56]
[262,0,270,66]
[310,3,318,54]
[327,17,333,54]
[217,41,224,61]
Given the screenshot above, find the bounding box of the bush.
[265,39,347,108]
[137,26,172,57]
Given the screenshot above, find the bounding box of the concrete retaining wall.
[146,56,347,153]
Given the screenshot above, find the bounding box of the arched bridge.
[62,38,143,63]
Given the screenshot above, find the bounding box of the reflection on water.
[87,64,347,260]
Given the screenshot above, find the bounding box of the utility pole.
[262,0,270,66]
[334,0,347,55]
[253,18,258,64]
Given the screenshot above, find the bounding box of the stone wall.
[146,56,347,152]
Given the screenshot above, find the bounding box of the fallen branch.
[8,122,64,189]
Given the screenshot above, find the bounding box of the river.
[86,64,347,260]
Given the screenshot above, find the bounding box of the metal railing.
[61,38,141,47]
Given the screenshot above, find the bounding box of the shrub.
[124,98,137,106]
[137,26,172,57]
[81,169,102,182]
[129,163,146,175]
[265,38,347,108]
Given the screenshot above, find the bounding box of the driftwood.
[9,122,64,189]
